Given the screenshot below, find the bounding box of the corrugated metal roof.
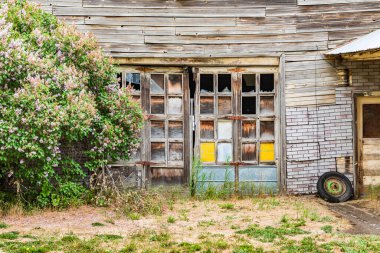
[326,29,380,55]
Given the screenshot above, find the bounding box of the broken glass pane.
[151,96,165,114]
[168,74,182,94]
[217,143,233,162]
[218,96,232,115]
[260,74,274,92]
[242,143,256,161]
[218,74,231,93]
[169,143,183,161]
[151,121,165,138]
[260,96,274,116]
[218,120,233,140]
[200,96,214,114]
[150,74,164,93]
[200,121,214,139]
[242,74,256,93]
[168,97,182,114]
[242,121,256,139]
[200,74,214,93]
[151,142,165,161]
[242,96,256,114]
[169,121,183,138]
[126,73,141,91]
[260,121,274,140]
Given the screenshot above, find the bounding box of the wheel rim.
[324,177,346,197]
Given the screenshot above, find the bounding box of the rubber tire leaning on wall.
[317,171,353,203]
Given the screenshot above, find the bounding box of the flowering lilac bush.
[0,0,143,207]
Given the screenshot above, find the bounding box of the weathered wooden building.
[32,0,380,196]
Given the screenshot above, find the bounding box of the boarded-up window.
[151,142,165,161]
[242,121,256,139]
[363,104,380,138]
[260,96,274,116]
[200,121,214,139]
[200,97,214,114]
[169,121,183,138]
[260,142,274,162]
[242,143,256,161]
[169,143,183,161]
[151,121,165,138]
[168,74,182,94]
[218,96,232,114]
[260,121,274,140]
[151,96,165,114]
[168,97,182,114]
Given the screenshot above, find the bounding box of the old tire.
[317,172,353,203]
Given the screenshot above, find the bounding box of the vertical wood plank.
[182,69,191,185]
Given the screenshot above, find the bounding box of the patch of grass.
[280,215,306,228]
[198,220,216,227]
[61,234,80,242]
[237,224,308,242]
[0,222,8,229]
[215,239,229,250]
[91,222,105,227]
[120,243,137,253]
[96,234,123,241]
[219,203,235,210]
[321,225,333,233]
[233,244,265,253]
[167,216,176,224]
[149,232,170,242]
[178,242,202,252]
[231,225,240,230]
[127,212,141,220]
[253,197,280,210]
[105,218,115,225]
[0,231,19,240]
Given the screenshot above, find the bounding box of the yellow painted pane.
[260,143,274,162]
[200,142,215,163]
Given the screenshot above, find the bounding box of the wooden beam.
[114,57,280,67]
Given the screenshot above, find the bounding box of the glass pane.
[200,96,214,114]
[260,142,274,162]
[168,97,182,114]
[151,142,165,161]
[151,121,165,138]
[200,121,214,139]
[126,73,140,91]
[260,74,274,92]
[169,143,183,161]
[218,96,232,115]
[363,104,380,138]
[169,121,183,138]
[151,96,165,114]
[117,72,122,88]
[131,146,141,160]
[260,96,274,116]
[217,143,232,162]
[218,74,231,93]
[260,121,274,140]
[242,121,256,139]
[150,74,164,93]
[200,142,215,163]
[168,74,182,94]
[200,74,214,93]
[242,143,256,161]
[242,96,256,115]
[218,120,233,139]
[242,74,255,93]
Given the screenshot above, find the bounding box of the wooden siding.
[29,0,380,106]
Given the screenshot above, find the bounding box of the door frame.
[355,93,380,197]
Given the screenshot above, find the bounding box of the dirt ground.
[323,198,380,235]
[1,196,349,240]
